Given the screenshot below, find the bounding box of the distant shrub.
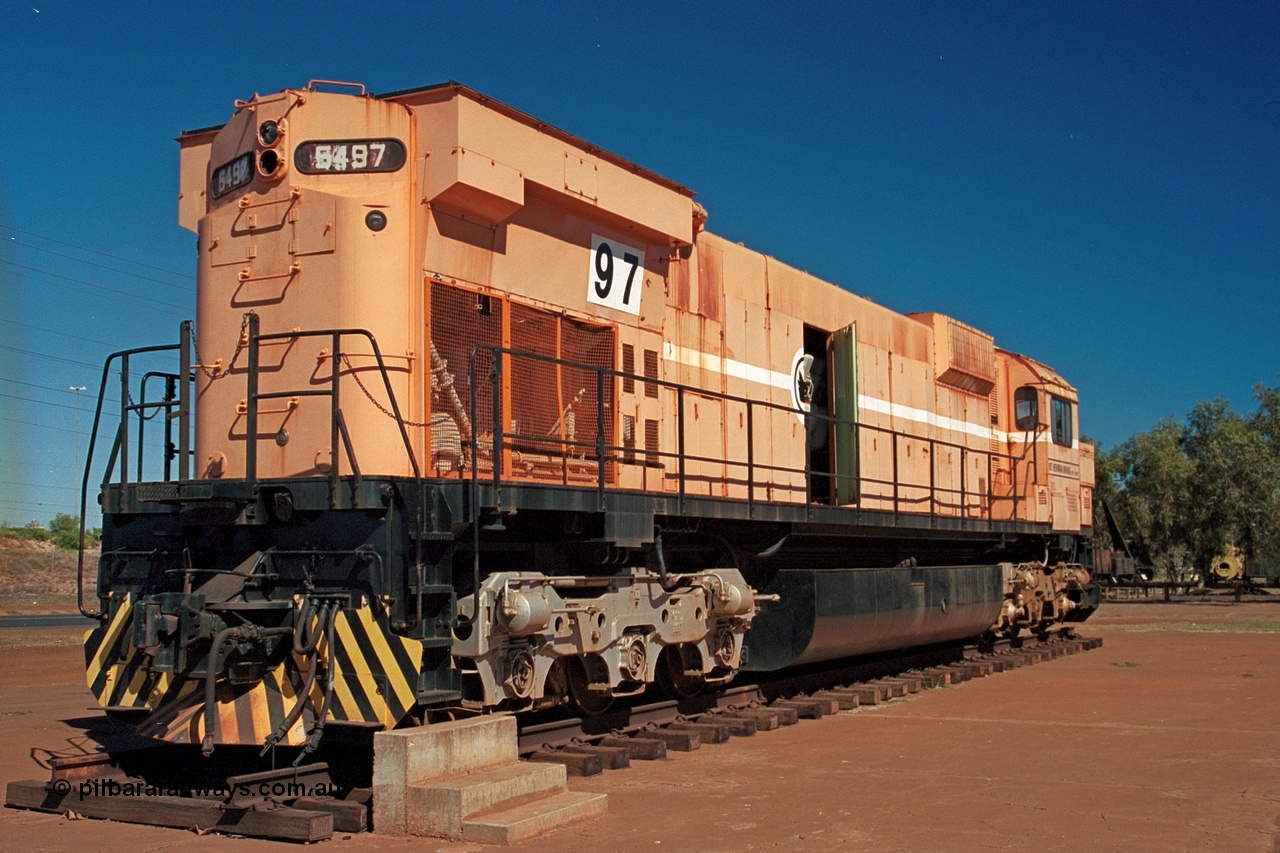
[0,527,51,544]
[46,515,102,550]
[51,528,79,550]
[1,518,101,550]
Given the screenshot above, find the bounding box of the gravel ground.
[2,603,1278,852]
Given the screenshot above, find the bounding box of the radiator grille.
[559,315,616,479]
[622,343,635,394]
[644,419,660,467]
[429,281,615,483]
[429,282,503,474]
[643,349,659,399]
[949,320,996,382]
[510,302,561,455]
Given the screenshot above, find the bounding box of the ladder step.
[416,689,462,705]
[412,584,455,596]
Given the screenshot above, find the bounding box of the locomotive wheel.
[656,645,704,699]
[535,658,571,710]
[566,656,614,716]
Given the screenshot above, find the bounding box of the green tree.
[1097,382,1280,581]
[48,513,83,550]
[1180,399,1277,569]
[1247,382,1280,560]
[1100,419,1194,579]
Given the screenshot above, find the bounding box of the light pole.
[69,386,86,478]
[69,386,86,549]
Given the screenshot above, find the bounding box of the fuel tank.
[742,564,1004,671]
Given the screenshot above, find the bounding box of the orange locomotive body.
[180,82,1093,532]
[82,82,1097,752]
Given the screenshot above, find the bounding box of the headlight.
[258,120,280,146]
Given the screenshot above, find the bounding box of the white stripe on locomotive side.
[660,342,1079,450]
[662,341,789,391]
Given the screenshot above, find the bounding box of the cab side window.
[1014,386,1038,430]
[1051,396,1074,447]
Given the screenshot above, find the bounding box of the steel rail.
[514,631,1087,755]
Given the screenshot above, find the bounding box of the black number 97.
[594,243,640,305]
[595,243,614,298]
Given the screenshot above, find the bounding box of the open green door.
[831,323,859,505]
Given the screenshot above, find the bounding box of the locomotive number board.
[211,152,253,199]
[294,139,407,174]
[588,234,644,316]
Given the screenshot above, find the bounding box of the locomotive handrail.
[136,370,183,483]
[466,345,1029,534]
[307,79,366,95]
[242,314,428,593]
[78,323,192,621]
[244,314,421,498]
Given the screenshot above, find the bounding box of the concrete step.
[375,716,526,835]
[375,715,518,787]
[463,790,609,845]
[404,762,567,839]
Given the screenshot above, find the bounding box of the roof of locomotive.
[381,82,695,197]
[997,348,1078,398]
[179,81,696,199]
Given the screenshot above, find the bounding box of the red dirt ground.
[3,603,1279,852]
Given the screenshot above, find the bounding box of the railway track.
[5,631,1101,841]
[517,631,1104,774]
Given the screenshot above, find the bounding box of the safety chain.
[123,381,172,423]
[190,315,250,381]
[340,354,439,429]
[124,388,165,422]
[187,319,450,431]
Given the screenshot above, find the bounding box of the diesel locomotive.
[79,81,1098,755]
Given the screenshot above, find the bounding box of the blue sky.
[1,1,1277,528]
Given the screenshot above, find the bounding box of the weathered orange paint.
[178,83,1091,532]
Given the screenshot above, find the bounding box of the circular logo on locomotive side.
[790,347,814,424]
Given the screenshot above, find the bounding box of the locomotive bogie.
[454,568,762,711]
[994,561,1096,638]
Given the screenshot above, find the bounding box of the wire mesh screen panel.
[429,282,504,477]
[559,315,616,485]
[509,302,563,478]
[507,303,577,482]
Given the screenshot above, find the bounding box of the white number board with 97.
[587,234,644,316]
